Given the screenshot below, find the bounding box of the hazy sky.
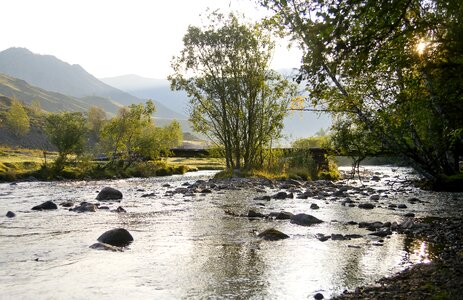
[1,0,302,79]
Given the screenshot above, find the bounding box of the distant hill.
[101,74,332,142]
[0,72,122,115]
[0,47,187,122]
[101,74,190,115]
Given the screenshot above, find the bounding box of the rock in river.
[6,211,16,218]
[257,228,290,241]
[89,242,123,252]
[96,187,123,201]
[97,228,133,247]
[290,213,323,226]
[72,202,98,213]
[358,203,375,209]
[32,201,58,211]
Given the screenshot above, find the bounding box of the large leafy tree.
[169,12,296,170]
[261,0,463,182]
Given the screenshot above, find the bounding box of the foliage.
[292,136,329,149]
[101,100,155,169]
[44,112,87,171]
[170,12,297,170]
[5,98,30,137]
[87,106,106,141]
[29,99,43,117]
[329,117,381,177]
[260,0,463,182]
[136,120,183,160]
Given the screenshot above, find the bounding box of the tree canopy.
[45,112,87,170]
[261,0,463,181]
[169,12,296,170]
[6,98,30,137]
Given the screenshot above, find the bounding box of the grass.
[167,157,225,170]
[0,145,57,180]
[0,145,199,181]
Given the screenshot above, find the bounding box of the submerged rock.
[72,202,97,213]
[32,201,58,211]
[97,228,134,247]
[273,191,290,200]
[247,210,266,218]
[6,211,15,218]
[257,228,289,241]
[358,203,375,209]
[89,242,123,252]
[96,187,123,201]
[290,213,323,226]
[268,211,293,220]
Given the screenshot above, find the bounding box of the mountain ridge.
[0,47,187,121]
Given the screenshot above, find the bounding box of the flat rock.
[358,203,375,209]
[290,213,323,226]
[96,187,123,201]
[247,210,266,218]
[72,202,98,213]
[32,201,58,211]
[257,228,289,241]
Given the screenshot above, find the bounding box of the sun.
[416,40,428,55]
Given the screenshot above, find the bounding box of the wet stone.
[32,201,58,211]
[290,213,323,226]
[6,211,15,218]
[310,203,320,209]
[96,187,123,201]
[358,203,375,209]
[97,228,134,247]
[257,228,290,241]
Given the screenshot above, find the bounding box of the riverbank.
[332,215,463,300]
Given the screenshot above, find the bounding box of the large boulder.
[257,228,290,241]
[96,187,123,201]
[290,213,323,226]
[97,228,133,247]
[32,201,58,211]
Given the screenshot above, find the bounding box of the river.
[0,167,461,299]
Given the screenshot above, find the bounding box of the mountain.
[0,72,124,113]
[101,74,189,115]
[101,74,332,142]
[0,47,187,122]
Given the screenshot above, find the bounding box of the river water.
[0,167,461,299]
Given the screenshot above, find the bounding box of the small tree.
[30,99,43,117]
[101,100,156,169]
[87,106,107,141]
[6,98,30,137]
[329,117,380,179]
[135,120,183,160]
[45,112,87,171]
